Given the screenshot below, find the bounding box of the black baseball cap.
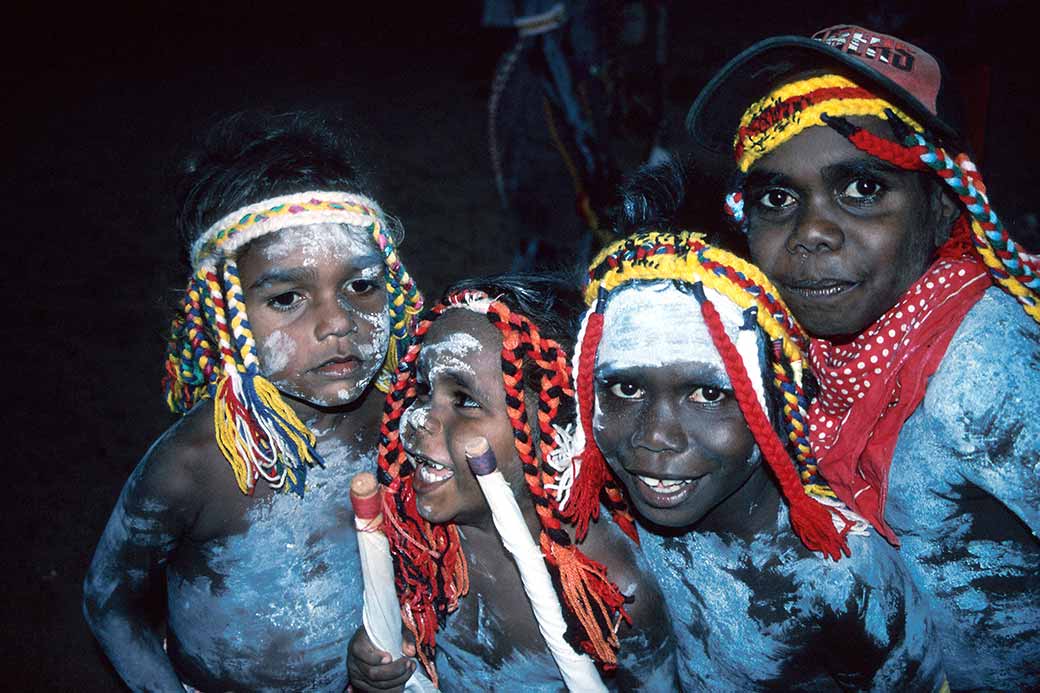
[686,25,964,158]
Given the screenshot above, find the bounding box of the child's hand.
[347,626,416,692]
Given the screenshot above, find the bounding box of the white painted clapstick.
[464,438,607,693]
[350,472,438,693]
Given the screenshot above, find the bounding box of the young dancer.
[563,230,945,690]
[83,112,422,691]
[687,24,1040,688]
[350,275,676,691]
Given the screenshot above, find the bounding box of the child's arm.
[83,419,206,691]
[817,537,946,691]
[583,522,679,692]
[922,303,1040,535]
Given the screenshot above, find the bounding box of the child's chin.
[416,501,458,526]
[632,495,700,530]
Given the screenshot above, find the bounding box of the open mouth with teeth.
[409,451,456,493]
[631,473,700,508]
[782,280,859,300]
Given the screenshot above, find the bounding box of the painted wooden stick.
[350,472,438,693]
[464,438,607,692]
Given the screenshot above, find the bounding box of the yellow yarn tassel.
[213,372,256,495]
[970,219,1040,323]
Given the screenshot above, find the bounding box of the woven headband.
[734,74,923,173]
[563,231,857,560]
[190,191,387,268]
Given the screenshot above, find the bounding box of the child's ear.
[929,180,961,248]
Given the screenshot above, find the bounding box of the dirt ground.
[6,2,1037,690]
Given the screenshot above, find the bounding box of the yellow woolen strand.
[252,374,317,480]
[584,231,806,368]
[213,373,255,494]
[734,74,924,173]
[970,218,1040,322]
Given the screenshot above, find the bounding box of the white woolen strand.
[472,468,607,693]
[191,191,386,268]
[353,514,439,692]
[556,308,594,510]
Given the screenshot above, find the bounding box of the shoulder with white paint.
[920,286,1040,459]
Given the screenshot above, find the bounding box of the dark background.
[6,1,1035,689]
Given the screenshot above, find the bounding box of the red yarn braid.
[486,300,631,667]
[378,305,469,685]
[378,292,633,681]
[693,283,851,561]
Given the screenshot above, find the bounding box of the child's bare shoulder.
[582,517,663,622]
[145,401,222,486]
[131,399,248,537]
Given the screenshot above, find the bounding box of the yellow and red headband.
[733,73,924,173]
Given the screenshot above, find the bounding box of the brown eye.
[759,189,795,210]
[609,382,644,399]
[842,179,882,199]
[690,386,726,404]
[347,279,378,295]
[268,292,303,311]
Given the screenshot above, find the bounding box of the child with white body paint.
[561,230,947,691]
[82,112,422,691]
[348,275,677,692]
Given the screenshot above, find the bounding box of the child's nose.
[404,407,442,437]
[632,398,687,453]
[314,300,357,341]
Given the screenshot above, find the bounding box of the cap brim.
[685,35,960,157]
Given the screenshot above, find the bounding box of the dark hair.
[442,272,584,422]
[611,154,745,254]
[445,272,585,353]
[174,111,376,256]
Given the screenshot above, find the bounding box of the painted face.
[743,116,949,337]
[592,283,760,528]
[401,310,525,526]
[236,223,390,411]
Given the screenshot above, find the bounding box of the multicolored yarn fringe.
[162,191,423,496]
[377,291,634,684]
[569,231,854,560]
[726,74,1040,325]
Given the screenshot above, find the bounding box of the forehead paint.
[594,282,767,420]
[419,332,483,383]
[258,330,295,376]
[261,223,378,266]
[596,282,744,373]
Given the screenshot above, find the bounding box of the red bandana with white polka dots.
[808,254,990,544]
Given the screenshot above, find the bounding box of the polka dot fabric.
[808,255,990,543]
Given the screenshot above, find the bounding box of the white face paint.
[400,331,483,437]
[258,330,296,376]
[244,222,390,408]
[420,331,482,383]
[262,223,374,266]
[593,282,766,419]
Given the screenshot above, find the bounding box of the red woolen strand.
[562,311,608,540]
[698,296,851,561]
